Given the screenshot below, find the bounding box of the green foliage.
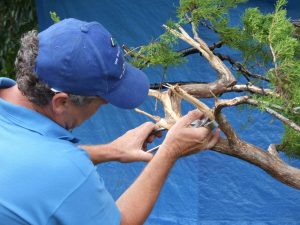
[282,126,300,157]
[130,0,248,70]
[130,24,185,69]
[177,0,247,24]
[215,15,272,66]
[0,0,37,78]
[50,11,61,23]
[261,1,300,156]
[180,0,300,157]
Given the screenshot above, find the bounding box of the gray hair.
[15,30,98,106]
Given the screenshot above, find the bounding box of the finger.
[173,110,204,129]
[151,130,163,138]
[146,134,156,143]
[205,128,221,149]
[138,151,154,162]
[194,126,211,139]
[135,122,157,137]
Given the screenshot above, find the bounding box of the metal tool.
[147,118,218,153]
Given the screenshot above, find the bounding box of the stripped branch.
[134,108,172,130]
[215,96,300,132]
[163,24,236,86]
[226,84,275,96]
[151,82,275,98]
[268,144,282,161]
[166,84,214,120]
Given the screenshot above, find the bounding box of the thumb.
[135,122,157,138]
[206,128,221,149]
[138,151,154,162]
[173,110,204,129]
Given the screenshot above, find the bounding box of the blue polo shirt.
[0,78,120,225]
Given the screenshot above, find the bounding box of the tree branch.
[166,84,214,120]
[226,84,275,96]
[151,82,275,99]
[163,24,236,87]
[215,96,300,132]
[214,53,270,82]
[212,138,300,189]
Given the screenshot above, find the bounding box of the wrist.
[155,144,178,164]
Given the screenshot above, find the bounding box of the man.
[0,18,220,225]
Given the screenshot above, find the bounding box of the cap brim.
[101,63,150,109]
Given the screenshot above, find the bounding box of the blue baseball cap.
[35,18,149,109]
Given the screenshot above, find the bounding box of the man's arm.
[81,122,159,164]
[116,110,220,225]
[81,144,120,164]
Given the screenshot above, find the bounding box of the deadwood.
[215,96,300,132]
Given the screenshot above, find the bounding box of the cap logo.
[120,62,126,79]
[114,47,121,65]
[111,37,117,47]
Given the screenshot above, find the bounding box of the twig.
[268,144,282,161]
[150,81,206,90]
[260,104,300,132]
[134,108,172,130]
[163,24,236,86]
[134,108,160,122]
[214,53,270,82]
[215,96,300,132]
[177,47,269,82]
[226,84,275,96]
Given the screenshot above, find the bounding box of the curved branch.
[212,138,300,189]
[214,53,270,82]
[167,84,214,120]
[163,24,236,87]
[226,84,275,96]
[177,46,270,82]
[215,96,300,132]
[247,99,300,132]
[151,82,276,98]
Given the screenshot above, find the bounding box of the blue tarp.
[35,0,300,224]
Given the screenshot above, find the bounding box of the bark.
[213,138,300,189]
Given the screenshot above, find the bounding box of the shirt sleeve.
[46,170,121,225]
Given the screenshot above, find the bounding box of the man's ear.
[51,93,69,115]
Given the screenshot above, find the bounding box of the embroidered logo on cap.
[111,37,117,47]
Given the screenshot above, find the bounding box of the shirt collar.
[0,77,79,143]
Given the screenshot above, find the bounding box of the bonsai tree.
[124,0,300,189]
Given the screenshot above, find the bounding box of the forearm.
[116,146,175,225]
[80,144,119,164]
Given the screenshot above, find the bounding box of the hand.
[159,110,220,160]
[109,122,161,162]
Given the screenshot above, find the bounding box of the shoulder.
[43,141,121,225]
